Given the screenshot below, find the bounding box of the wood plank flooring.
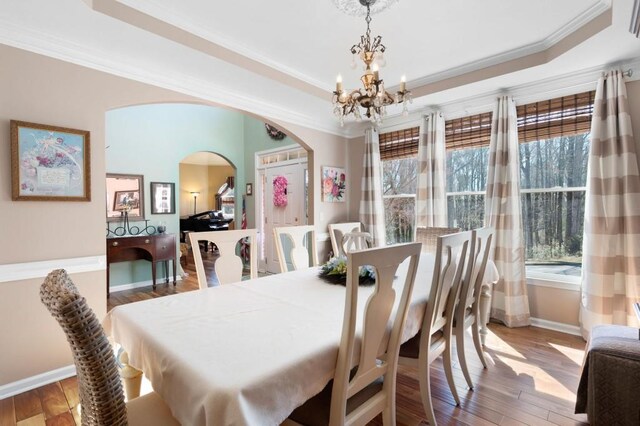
[1,248,588,425]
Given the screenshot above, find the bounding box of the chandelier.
[332,0,411,125]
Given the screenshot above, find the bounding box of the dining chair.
[328,222,362,257]
[414,226,461,253]
[189,229,258,289]
[454,227,494,389]
[288,242,422,425]
[273,225,318,272]
[340,231,372,254]
[40,269,180,426]
[398,231,472,426]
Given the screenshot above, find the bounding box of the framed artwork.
[150,182,176,214]
[246,183,253,196]
[11,120,90,201]
[322,166,346,202]
[113,190,141,212]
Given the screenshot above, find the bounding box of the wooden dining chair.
[340,231,372,254]
[414,226,461,253]
[398,231,472,426]
[288,242,422,426]
[328,222,362,257]
[189,229,258,289]
[273,225,318,272]
[40,269,180,426]
[454,227,494,389]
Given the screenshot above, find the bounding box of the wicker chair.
[414,226,461,253]
[40,269,179,426]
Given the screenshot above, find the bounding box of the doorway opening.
[256,146,308,273]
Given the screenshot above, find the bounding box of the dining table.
[103,252,498,426]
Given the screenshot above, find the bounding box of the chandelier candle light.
[333,0,411,125]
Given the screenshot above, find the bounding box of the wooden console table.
[106,233,177,297]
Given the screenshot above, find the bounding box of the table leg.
[479,281,496,346]
[117,349,142,400]
[152,261,157,290]
[164,260,169,284]
[172,258,177,285]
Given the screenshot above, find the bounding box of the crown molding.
[403,0,611,93]
[368,56,640,135]
[116,0,334,92]
[0,17,346,137]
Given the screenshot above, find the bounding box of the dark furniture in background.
[179,210,233,241]
[106,233,177,297]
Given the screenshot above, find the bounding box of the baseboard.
[530,317,581,336]
[110,275,183,293]
[0,365,76,399]
[0,255,106,283]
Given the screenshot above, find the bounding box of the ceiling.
[1,0,639,136]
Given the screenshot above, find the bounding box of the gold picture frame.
[11,120,91,201]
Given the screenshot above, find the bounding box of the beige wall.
[0,44,348,388]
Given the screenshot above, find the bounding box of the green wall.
[106,103,246,287]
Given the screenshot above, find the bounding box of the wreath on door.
[273,176,288,207]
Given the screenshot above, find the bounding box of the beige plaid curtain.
[485,96,531,327]
[580,70,640,337]
[416,113,447,227]
[360,127,386,247]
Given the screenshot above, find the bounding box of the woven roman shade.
[517,90,595,143]
[379,127,420,160]
[444,112,493,151]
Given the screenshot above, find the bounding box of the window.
[380,91,594,280]
[380,127,419,244]
[517,91,593,279]
[445,112,492,231]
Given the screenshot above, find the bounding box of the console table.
[106,233,177,297]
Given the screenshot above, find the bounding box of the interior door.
[264,163,304,273]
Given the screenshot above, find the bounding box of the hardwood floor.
[1,249,589,425]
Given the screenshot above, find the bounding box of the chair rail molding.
[0,256,106,283]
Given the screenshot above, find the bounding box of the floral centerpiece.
[318,256,376,286]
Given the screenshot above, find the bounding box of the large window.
[380,128,419,244]
[445,112,492,231]
[517,92,593,277]
[381,90,594,280]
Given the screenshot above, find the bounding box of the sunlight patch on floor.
[548,342,584,366]
[484,328,527,360]
[493,353,577,402]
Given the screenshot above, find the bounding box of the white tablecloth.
[103,252,498,426]
[103,253,437,426]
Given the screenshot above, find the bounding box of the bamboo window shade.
[517,90,595,143]
[379,126,420,160]
[444,112,493,151]
[378,90,595,160]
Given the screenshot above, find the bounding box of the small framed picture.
[246,183,253,196]
[113,190,140,211]
[150,182,176,214]
[322,166,346,202]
